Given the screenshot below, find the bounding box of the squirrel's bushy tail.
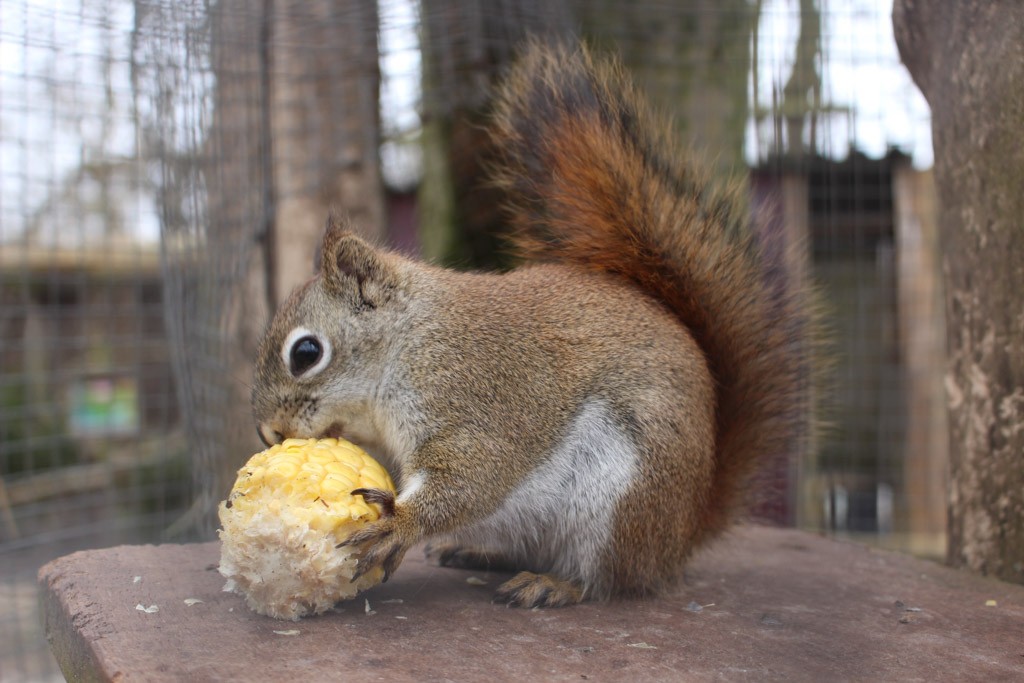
[491,42,810,543]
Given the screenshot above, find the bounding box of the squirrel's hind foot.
[424,543,521,573]
[493,571,583,608]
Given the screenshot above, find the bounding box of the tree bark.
[171,0,384,531]
[418,0,575,268]
[269,0,384,301]
[198,0,273,520]
[573,0,756,172]
[417,1,757,269]
[893,0,1024,583]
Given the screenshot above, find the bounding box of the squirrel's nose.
[257,423,285,447]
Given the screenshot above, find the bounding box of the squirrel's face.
[251,218,413,449]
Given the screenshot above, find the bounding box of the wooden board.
[38,526,1024,682]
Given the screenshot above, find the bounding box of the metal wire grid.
[0,1,934,679]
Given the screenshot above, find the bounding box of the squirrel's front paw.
[338,488,417,582]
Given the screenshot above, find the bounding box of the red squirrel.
[251,43,810,607]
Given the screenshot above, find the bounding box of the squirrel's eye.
[289,336,322,376]
[280,327,332,380]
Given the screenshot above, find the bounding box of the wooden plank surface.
[38,526,1024,682]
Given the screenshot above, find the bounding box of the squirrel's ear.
[320,212,402,308]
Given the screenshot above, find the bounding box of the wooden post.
[780,172,818,530]
[893,164,947,559]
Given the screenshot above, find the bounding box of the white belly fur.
[453,400,639,593]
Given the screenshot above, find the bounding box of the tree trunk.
[198,0,273,520]
[779,0,821,157]
[893,0,1024,583]
[418,0,575,268]
[573,0,756,172]
[179,0,384,530]
[418,1,757,269]
[269,0,384,301]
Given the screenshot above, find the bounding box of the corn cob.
[217,437,396,620]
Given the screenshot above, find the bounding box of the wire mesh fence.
[1,0,936,679]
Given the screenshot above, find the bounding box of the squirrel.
[251,43,810,608]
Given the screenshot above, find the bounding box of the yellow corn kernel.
[217,437,396,620]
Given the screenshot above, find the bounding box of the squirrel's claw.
[493,571,583,608]
[351,487,397,516]
[339,489,414,582]
[426,543,522,573]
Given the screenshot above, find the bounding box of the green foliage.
[126,443,192,520]
[0,378,78,478]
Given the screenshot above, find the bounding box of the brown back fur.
[490,42,811,547]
